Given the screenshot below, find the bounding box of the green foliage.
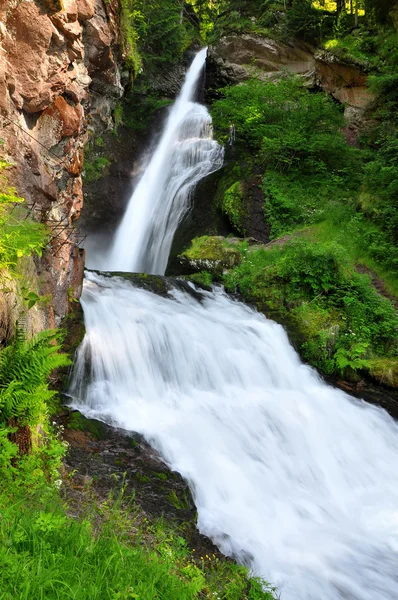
[83,155,111,183]
[223,238,398,376]
[0,164,48,271]
[212,76,356,175]
[181,235,241,269]
[360,31,398,245]
[0,329,71,427]
[120,0,142,75]
[121,0,198,75]
[213,75,360,240]
[286,0,322,42]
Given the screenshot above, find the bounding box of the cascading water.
[70,51,398,599]
[103,48,224,275]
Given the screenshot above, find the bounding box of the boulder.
[178,236,242,276]
[76,0,96,21]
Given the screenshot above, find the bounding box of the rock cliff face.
[208,34,373,116]
[0,0,124,331]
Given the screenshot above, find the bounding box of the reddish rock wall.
[0,0,123,328]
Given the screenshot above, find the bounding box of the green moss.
[223,181,246,235]
[182,236,240,263]
[83,156,111,183]
[66,412,107,440]
[181,271,213,289]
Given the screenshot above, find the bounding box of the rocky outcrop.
[208,35,373,117]
[207,34,315,92]
[314,51,374,110]
[0,0,124,330]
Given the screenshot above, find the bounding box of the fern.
[0,330,71,426]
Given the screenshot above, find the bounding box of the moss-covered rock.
[177,236,242,277]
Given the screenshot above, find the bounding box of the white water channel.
[70,51,398,599]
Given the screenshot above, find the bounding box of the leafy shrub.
[285,0,322,42]
[121,0,198,74]
[212,76,359,176]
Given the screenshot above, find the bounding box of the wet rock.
[60,411,224,558]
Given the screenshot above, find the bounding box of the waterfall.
[70,51,398,599]
[104,48,224,275]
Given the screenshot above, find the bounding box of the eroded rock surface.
[0,0,123,329]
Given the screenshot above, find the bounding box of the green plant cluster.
[212,76,361,237]
[223,239,397,377]
[0,162,48,272]
[208,68,397,380]
[0,329,70,427]
[83,140,111,184]
[191,0,396,45]
[120,0,199,76]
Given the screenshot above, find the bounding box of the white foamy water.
[102,48,224,275]
[70,272,398,600]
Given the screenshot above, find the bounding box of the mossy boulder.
[177,236,242,277]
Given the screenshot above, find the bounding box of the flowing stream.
[70,51,398,599]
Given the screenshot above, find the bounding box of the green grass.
[0,482,277,600]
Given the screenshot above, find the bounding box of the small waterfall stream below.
[70,50,398,599]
